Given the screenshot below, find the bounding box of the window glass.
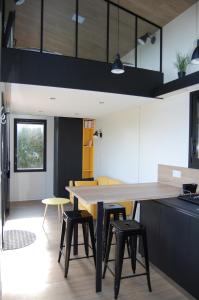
[43,0,76,56]
[78,0,107,62]
[14,0,41,50]
[109,5,135,66]
[14,120,46,172]
[137,18,160,71]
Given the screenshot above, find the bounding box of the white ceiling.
[8,83,156,119]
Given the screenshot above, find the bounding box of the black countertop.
[155,197,199,219]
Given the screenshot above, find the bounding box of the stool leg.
[114,233,125,299]
[61,204,64,216]
[129,235,137,273]
[121,210,131,257]
[103,224,113,278]
[82,223,89,257]
[142,230,152,292]
[58,205,61,221]
[58,219,66,262]
[103,211,110,258]
[88,219,96,266]
[64,221,74,278]
[42,204,48,225]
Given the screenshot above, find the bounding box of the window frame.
[14,118,47,173]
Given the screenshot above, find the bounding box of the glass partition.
[14,0,41,50]
[43,0,76,56]
[78,0,107,62]
[109,5,135,66]
[4,0,15,25]
[137,18,161,71]
[3,0,162,72]
[4,0,15,47]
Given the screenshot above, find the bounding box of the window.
[14,119,47,172]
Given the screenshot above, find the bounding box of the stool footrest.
[69,255,94,261]
[107,256,131,262]
[107,257,146,269]
[106,265,147,280]
[121,272,148,280]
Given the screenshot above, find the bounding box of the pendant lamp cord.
[196,1,199,39]
[117,0,120,54]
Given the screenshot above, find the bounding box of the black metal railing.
[2,0,162,72]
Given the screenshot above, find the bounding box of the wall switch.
[172,170,181,178]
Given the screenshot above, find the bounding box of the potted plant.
[174,53,190,78]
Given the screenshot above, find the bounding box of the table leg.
[132,201,138,220]
[73,196,78,255]
[42,204,48,225]
[96,201,104,293]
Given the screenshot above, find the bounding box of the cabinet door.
[189,91,199,168]
[159,205,190,286]
[140,201,161,266]
[185,217,199,299]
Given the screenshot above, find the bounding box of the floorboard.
[2,201,196,300]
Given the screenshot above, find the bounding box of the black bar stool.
[103,203,127,256]
[58,210,96,278]
[103,219,152,299]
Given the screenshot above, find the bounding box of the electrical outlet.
[172,170,181,178]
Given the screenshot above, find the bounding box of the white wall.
[94,107,140,183]
[139,93,189,182]
[95,92,190,183]
[9,114,54,202]
[163,2,199,83]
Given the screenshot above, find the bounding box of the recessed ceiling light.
[99,101,104,104]
[72,14,85,24]
[49,97,56,100]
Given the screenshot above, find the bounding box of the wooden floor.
[2,201,195,300]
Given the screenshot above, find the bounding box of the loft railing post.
[75,0,79,58]
[40,0,44,53]
[160,27,163,73]
[135,16,138,68]
[1,0,5,48]
[106,0,110,63]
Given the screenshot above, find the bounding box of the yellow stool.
[41,198,70,224]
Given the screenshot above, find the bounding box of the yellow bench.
[69,176,133,219]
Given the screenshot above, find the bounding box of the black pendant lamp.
[191,39,199,64]
[111,1,124,74]
[191,2,199,64]
[15,0,26,5]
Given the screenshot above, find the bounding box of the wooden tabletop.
[66,182,181,205]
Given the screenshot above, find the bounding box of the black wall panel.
[54,117,83,197]
[1,48,163,98]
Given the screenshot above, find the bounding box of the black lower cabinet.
[54,117,83,198]
[139,201,161,266]
[186,217,199,298]
[140,199,199,299]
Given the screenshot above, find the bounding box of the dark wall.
[54,117,83,198]
[1,48,163,98]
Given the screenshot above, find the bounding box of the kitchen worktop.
[155,197,199,218]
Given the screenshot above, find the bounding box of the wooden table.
[66,182,181,293]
